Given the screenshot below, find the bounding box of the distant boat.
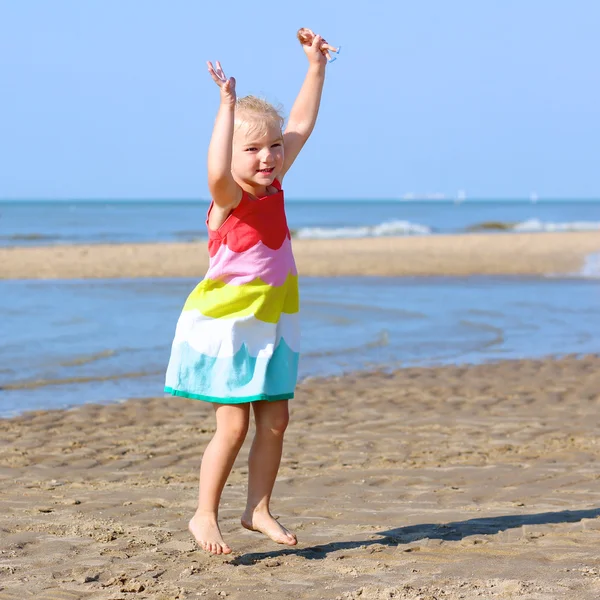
[455,189,466,204]
[530,192,539,204]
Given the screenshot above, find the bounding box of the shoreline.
[0,350,595,420]
[1,231,599,279]
[2,355,600,598]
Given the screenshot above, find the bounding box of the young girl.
[164,32,330,555]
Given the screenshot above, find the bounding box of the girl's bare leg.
[241,400,297,545]
[189,403,250,554]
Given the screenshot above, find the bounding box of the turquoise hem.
[164,387,294,404]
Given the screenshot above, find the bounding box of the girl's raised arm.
[280,34,328,181]
[206,61,242,208]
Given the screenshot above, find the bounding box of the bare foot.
[241,509,297,546]
[189,512,232,555]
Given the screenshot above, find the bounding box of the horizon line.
[2,196,600,203]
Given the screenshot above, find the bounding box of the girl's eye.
[271,143,282,148]
[245,147,257,152]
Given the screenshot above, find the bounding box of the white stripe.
[172,310,300,358]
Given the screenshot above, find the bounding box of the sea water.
[1,199,599,246]
[1,275,599,418]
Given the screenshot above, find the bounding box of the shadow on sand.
[228,507,600,566]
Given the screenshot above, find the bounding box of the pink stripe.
[205,237,297,286]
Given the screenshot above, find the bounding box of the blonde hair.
[234,95,285,137]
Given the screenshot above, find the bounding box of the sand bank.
[1,231,599,279]
[1,356,600,598]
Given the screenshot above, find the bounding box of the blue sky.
[1,1,599,200]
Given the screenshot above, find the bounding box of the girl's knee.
[259,411,289,436]
[217,421,249,446]
[223,419,248,442]
[230,420,250,441]
[215,406,250,444]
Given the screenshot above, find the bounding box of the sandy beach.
[2,355,600,599]
[1,231,599,279]
[2,231,600,598]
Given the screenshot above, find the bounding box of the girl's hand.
[302,34,327,67]
[207,61,236,105]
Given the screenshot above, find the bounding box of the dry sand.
[2,355,600,599]
[1,231,599,279]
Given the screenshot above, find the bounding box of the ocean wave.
[579,253,600,278]
[466,221,516,232]
[512,219,600,232]
[1,370,161,390]
[466,219,600,233]
[301,330,390,359]
[294,219,432,239]
[0,233,63,242]
[59,350,116,367]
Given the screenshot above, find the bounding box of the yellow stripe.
[182,274,299,323]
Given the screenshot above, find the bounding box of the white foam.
[295,219,431,239]
[513,219,600,232]
[579,253,600,278]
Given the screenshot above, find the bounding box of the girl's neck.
[235,178,271,199]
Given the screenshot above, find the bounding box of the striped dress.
[164,180,300,403]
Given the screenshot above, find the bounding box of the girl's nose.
[259,149,274,163]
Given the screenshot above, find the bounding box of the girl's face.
[232,118,284,192]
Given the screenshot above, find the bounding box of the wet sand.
[2,355,600,599]
[1,231,599,279]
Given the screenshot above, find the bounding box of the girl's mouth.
[257,167,274,174]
